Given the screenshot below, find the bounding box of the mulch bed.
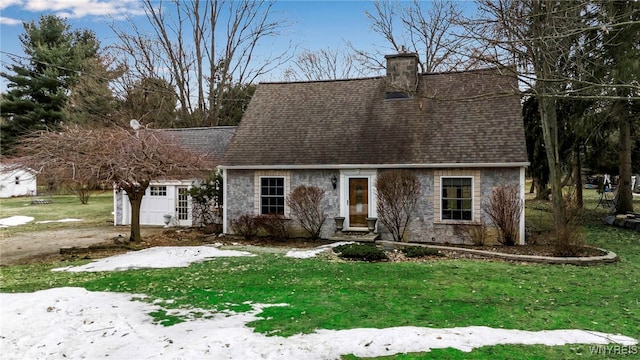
[14,228,606,266]
[430,244,607,258]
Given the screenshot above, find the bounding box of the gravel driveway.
[0,226,163,265]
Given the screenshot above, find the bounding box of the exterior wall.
[225,169,256,226]
[114,180,195,227]
[114,189,124,225]
[0,168,37,198]
[292,169,341,239]
[225,169,340,239]
[398,167,521,244]
[225,167,523,243]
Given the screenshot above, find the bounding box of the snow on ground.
[0,287,636,360]
[285,241,354,259]
[52,246,255,272]
[36,218,83,224]
[0,216,82,227]
[0,215,34,227]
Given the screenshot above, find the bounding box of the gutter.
[219,162,530,170]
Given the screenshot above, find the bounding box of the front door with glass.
[348,178,369,228]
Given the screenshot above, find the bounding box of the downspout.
[222,168,228,234]
[519,166,526,245]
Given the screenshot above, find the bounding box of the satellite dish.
[130,119,141,130]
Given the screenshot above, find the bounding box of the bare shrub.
[69,183,92,205]
[230,214,259,239]
[255,214,290,240]
[376,170,422,242]
[483,184,523,246]
[454,223,489,246]
[286,185,326,239]
[552,222,585,256]
[553,191,585,256]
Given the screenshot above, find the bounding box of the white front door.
[176,186,192,226]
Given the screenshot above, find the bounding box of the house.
[220,52,529,244]
[113,126,236,227]
[0,163,37,198]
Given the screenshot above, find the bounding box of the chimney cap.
[384,52,419,59]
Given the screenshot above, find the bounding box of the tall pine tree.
[597,0,639,213]
[1,15,99,154]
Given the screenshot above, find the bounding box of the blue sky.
[0,1,476,92]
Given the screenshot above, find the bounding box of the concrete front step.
[328,232,379,242]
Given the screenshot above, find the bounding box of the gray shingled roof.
[221,68,527,167]
[163,126,237,162]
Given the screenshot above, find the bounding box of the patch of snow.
[0,215,34,227]
[51,246,255,272]
[0,287,636,360]
[36,218,83,224]
[285,241,355,259]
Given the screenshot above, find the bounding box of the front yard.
[1,189,639,358]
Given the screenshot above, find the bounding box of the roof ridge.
[160,126,238,132]
[258,76,383,85]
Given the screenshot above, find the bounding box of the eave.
[219,162,530,170]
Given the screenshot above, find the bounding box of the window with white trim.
[150,185,167,196]
[441,177,473,221]
[260,177,285,215]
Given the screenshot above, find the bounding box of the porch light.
[331,174,337,189]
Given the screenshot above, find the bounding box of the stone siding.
[114,190,123,225]
[380,167,521,244]
[291,170,341,239]
[226,170,256,223]
[226,169,341,239]
[226,167,522,243]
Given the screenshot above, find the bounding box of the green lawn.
[1,188,639,359]
[0,191,114,235]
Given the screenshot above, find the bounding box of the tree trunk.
[127,190,145,242]
[538,95,567,232]
[616,115,634,214]
[529,178,535,194]
[534,175,550,200]
[574,144,583,209]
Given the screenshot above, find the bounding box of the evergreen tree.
[0,15,99,154]
[121,77,178,128]
[65,56,123,126]
[217,83,256,126]
[598,0,640,213]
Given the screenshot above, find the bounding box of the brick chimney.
[385,50,419,99]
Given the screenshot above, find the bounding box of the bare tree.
[352,0,472,74]
[375,170,422,242]
[16,124,210,242]
[284,48,363,81]
[110,0,293,127]
[465,0,640,238]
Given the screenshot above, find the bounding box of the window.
[441,177,473,220]
[150,185,167,196]
[260,177,284,215]
[15,176,20,185]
